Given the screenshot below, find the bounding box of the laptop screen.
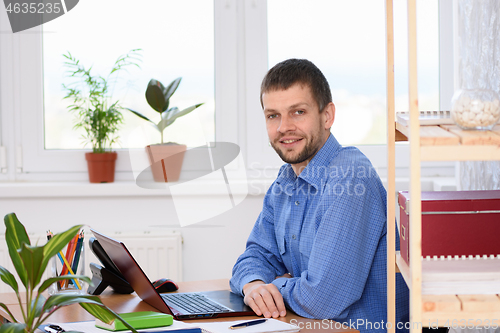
[91,229,173,315]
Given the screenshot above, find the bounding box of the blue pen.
[230,319,268,330]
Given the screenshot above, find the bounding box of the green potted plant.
[0,213,138,333]
[126,78,203,182]
[62,49,142,183]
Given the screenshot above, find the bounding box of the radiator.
[0,230,183,294]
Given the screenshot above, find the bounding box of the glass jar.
[48,230,87,296]
[451,89,500,130]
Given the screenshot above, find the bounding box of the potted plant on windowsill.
[126,78,203,182]
[0,213,139,333]
[62,49,141,183]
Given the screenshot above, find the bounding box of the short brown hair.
[260,59,332,112]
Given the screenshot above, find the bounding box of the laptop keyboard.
[162,293,232,314]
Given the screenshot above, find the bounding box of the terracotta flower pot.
[85,152,117,183]
[146,144,186,182]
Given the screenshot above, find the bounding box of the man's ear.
[323,102,335,129]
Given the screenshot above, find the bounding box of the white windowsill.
[0,179,274,198]
[0,177,457,199]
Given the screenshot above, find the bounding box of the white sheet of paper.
[46,320,196,333]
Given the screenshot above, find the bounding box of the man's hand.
[243,280,287,318]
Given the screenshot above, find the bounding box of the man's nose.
[278,115,295,133]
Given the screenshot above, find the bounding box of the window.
[0,0,454,182]
[1,0,239,181]
[267,0,439,146]
[43,0,215,150]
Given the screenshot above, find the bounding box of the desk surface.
[0,279,356,333]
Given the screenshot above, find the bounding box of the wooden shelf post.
[385,0,396,332]
[407,0,423,332]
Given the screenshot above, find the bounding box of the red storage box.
[399,190,500,265]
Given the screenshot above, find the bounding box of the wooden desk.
[0,279,356,333]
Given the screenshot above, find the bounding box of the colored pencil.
[57,251,82,290]
[60,233,79,288]
[64,234,79,287]
[69,232,84,286]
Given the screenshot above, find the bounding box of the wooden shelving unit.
[396,124,500,161]
[396,251,500,325]
[385,1,500,332]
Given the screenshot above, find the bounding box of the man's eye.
[267,114,278,119]
[295,110,305,115]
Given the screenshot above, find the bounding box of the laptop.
[91,229,254,320]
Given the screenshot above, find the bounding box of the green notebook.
[95,311,173,331]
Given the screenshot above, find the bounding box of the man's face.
[262,83,334,172]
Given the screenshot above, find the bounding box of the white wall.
[0,188,264,282]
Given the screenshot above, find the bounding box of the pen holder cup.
[48,231,87,295]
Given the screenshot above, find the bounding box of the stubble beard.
[271,133,321,165]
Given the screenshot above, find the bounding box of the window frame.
[246,0,455,179]
[0,10,22,182]
[1,0,241,181]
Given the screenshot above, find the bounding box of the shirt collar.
[275,134,342,191]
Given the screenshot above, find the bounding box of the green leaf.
[62,49,140,152]
[157,118,171,133]
[0,265,18,293]
[79,302,115,324]
[38,295,139,333]
[0,302,18,323]
[80,303,139,333]
[163,77,182,108]
[42,294,104,312]
[1,214,133,333]
[38,275,91,295]
[163,103,204,130]
[125,108,154,123]
[4,213,30,288]
[163,107,179,119]
[18,243,45,289]
[0,323,26,333]
[110,48,142,75]
[146,79,166,113]
[31,294,46,319]
[157,103,203,133]
[157,107,178,132]
[41,225,82,278]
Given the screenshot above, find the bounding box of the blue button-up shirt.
[230,134,409,333]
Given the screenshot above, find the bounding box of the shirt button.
[292,235,296,240]
[295,201,300,206]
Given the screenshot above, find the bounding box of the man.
[230,59,410,332]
